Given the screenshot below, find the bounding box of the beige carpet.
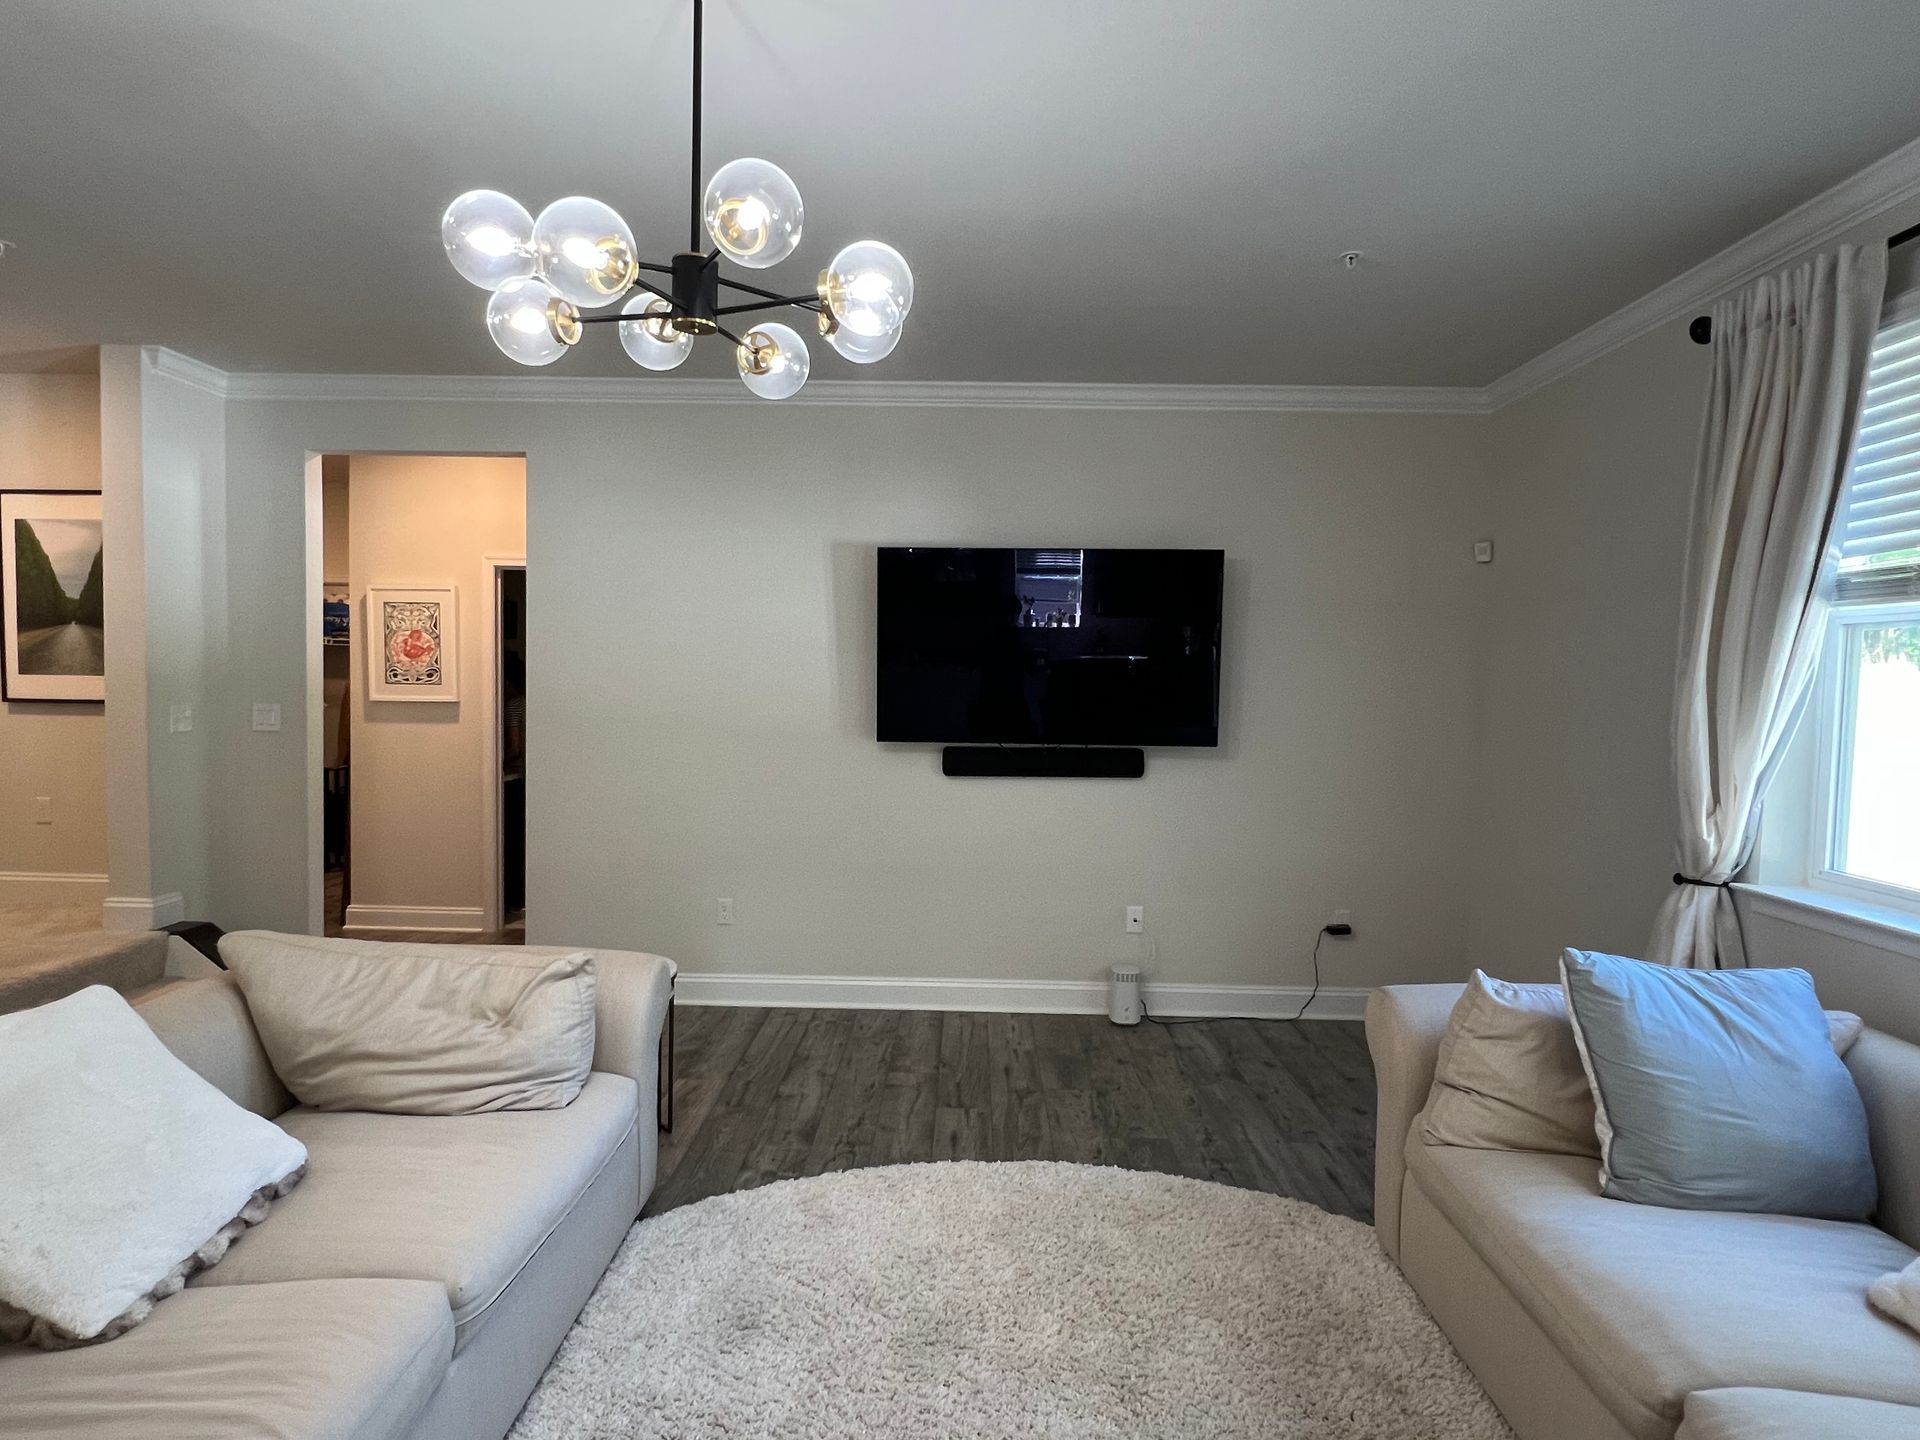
[510,1161,1514,1440]
[0,904,168,1014]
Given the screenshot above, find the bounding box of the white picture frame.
[365,585,458,702]
[2,489,106,704]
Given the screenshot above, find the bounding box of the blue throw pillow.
[1558,949,1876,1219]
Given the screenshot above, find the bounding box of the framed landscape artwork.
[2,490,105,703]
[366,585,458,702]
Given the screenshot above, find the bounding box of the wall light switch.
[1125,905,1145,933]
[33,796,52,825]
[717,897,736,925]
[1472,540,1494,564]
[251,703,282,733]
[169,704,194,733]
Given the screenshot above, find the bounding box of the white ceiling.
[3,0,1918,386]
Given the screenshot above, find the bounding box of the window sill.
[1735,883,1920,963]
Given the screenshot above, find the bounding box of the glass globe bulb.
[735,322,809,399]
[704,158,803,270]
[823,315,902,365]
[442,190,536,290]
[819,241,913,339]
[486,276,579,367]
[533,196,638,309]
[618,292,693,371]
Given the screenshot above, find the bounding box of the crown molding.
[1485,132,1920,410]
[140,345,230,397]
[210,369,1492,414]
[143,131,1920,418]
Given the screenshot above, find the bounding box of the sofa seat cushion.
[1408,1143,1920,1436]
[1679,1387,1920,1439]
[193,1071,638,1353]
[0,1276,451,1440]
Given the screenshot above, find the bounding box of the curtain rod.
[1689,221,1920,343]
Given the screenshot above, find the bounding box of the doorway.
[311,454,527,943]
[497,564,527,940]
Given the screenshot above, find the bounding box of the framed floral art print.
[366,585,458,702]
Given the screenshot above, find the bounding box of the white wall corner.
[1485,133,1920,410]
[100,891,186,932]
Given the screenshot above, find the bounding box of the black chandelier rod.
[689,0,702,252]
[1689,220,1920,344]
[575,0,824,343]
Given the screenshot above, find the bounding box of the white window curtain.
[1649,243,1886,969]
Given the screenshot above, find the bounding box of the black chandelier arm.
[711,296,825,318]
[714,273,799,301]
[571,278,676,323]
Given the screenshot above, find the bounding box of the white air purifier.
[1108,964,1142,1026]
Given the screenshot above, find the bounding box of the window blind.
[1837,304,1920,603]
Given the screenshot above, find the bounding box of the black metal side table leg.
[658,986,675,1133]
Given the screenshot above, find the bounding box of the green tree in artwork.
[72,547,104,628]
[11,520,77,630]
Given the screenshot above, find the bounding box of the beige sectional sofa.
[1368,983,1920,1440]
[0,946,674,1440]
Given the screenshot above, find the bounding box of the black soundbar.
[942,746,1146,778]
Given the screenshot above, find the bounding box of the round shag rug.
[509,1162,1514,1440]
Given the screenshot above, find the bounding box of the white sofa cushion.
[0,1277,451,1440]
[191,1070,638,1353]
[1407,1142,1920,1437]
[221,931,596,1114]
[0,986,308,1346]
[1678,1387,1920,1440]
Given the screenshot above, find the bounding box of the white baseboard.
[673,972,1369,1021]
[343,903,486,935]
[0,870,110,906]
[101,892,185,931]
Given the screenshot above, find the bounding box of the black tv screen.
[876,547,1224,746]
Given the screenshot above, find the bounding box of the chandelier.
[438,0,913,398]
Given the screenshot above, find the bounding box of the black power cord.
[1141,923,1350,1026]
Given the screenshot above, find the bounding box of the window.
[1812,302,1920,909]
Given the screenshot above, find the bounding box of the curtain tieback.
[1672,873,1732,888]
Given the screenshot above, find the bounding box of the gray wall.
[217,398,1496,995]
[1462,203,1920,1039]
[1467,324,1706,978]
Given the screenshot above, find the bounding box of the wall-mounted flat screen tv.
[877,547,1224,746]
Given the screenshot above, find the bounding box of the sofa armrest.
[1365,983,1462,1263]
[587,949,676,1101]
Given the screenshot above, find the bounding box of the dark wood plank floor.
[649,1006,1377,1223]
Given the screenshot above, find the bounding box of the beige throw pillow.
[1423,970,1599,1156]
[1421,968,1867,1157]
[222,931,596,1115]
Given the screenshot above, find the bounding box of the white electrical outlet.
[1331,908,1352,928]
[169,704,194,733]
[33,796,52,825]
[251,703,282,732]
[717,897,736,925]
[1125,905,1145,933]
